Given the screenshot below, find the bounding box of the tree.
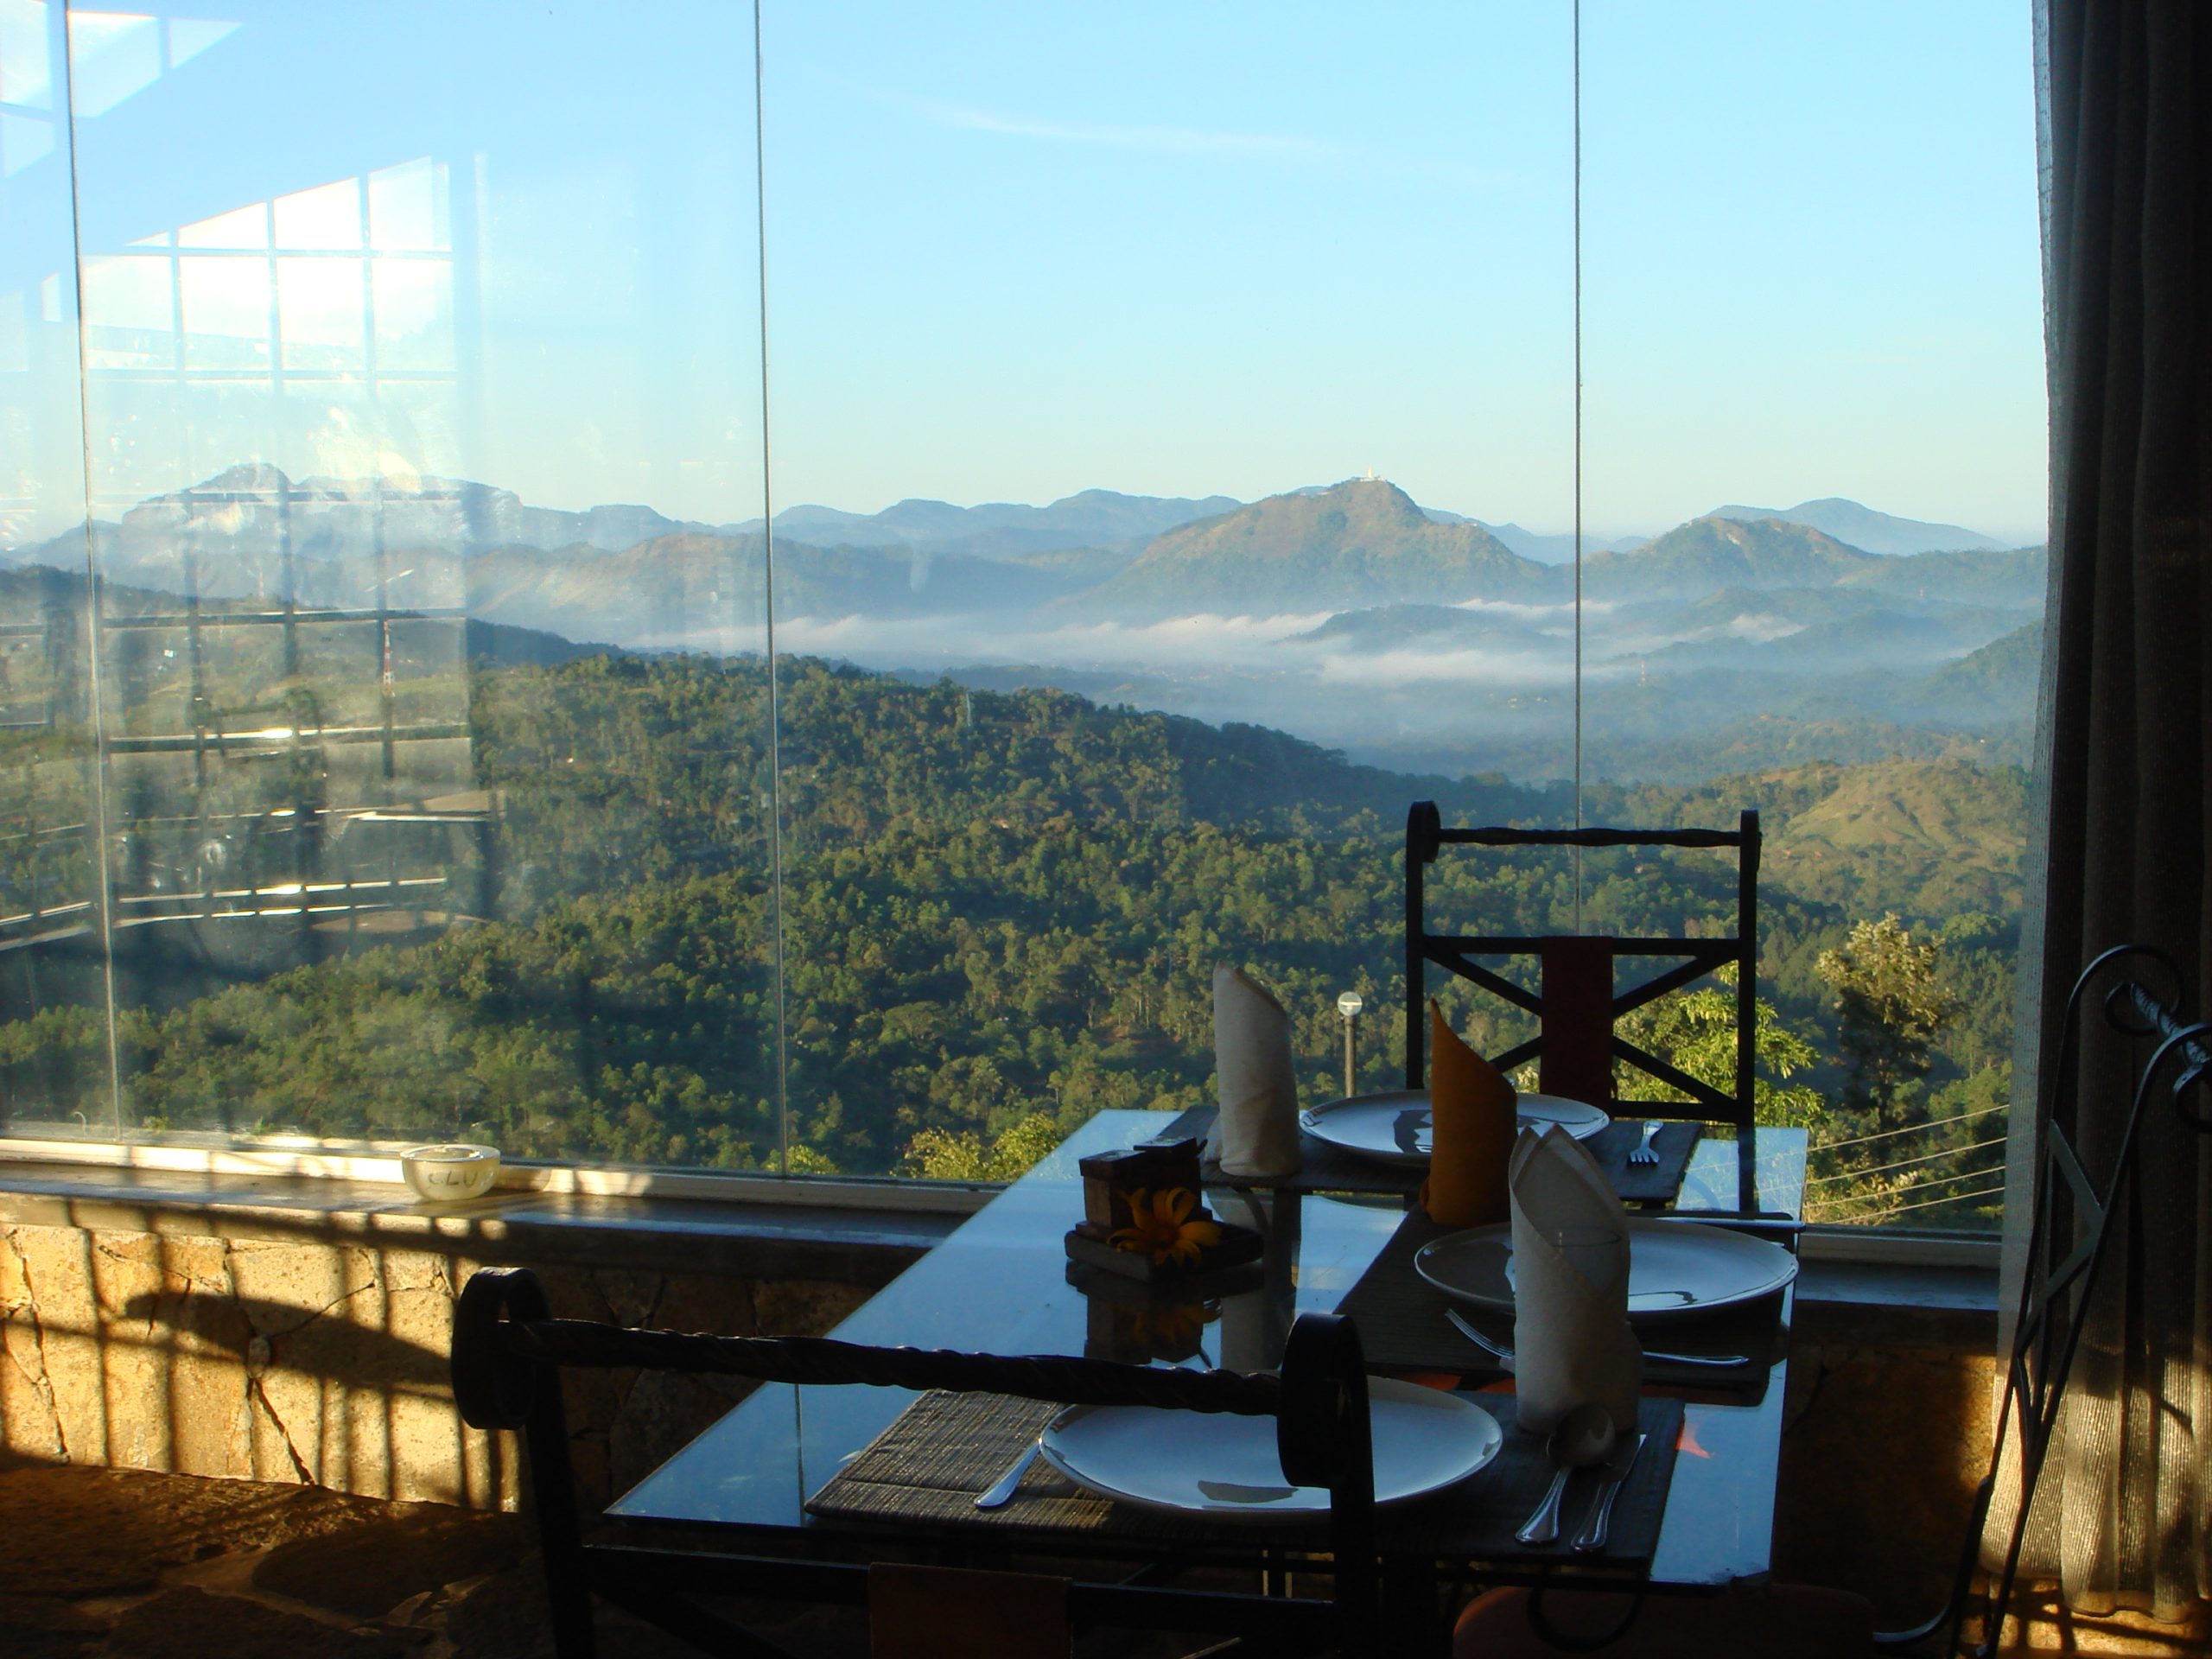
[1613,968,1828,1129]
[1815,914,1961,1124]
[900,1111,1061,1182]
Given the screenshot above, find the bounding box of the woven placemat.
[804,1387,1684,1566]
[1157,1108,1699,1207]
[1332,1211,1782,1395]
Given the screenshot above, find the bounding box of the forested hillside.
[0,651,2020,1222]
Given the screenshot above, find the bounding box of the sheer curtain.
[2005,0,2212,1620]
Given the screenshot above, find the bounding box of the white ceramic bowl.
[400,1143,502,1203]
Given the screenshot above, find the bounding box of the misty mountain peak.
[1083,477,1554,619]
[1708,497,2005,556]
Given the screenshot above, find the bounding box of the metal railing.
[1804,1102,2008,1225]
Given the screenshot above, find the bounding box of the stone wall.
[0,1201,900,1511]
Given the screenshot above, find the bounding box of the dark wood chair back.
[1884,945,2212,1656]
[450,1271,1382,1659]
[1403,803,1763,1128]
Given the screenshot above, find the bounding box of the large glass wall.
[758,3,1576,1176]
[0,3,2044,1223]
[1578,1,2044,1228]
[3,2,775,1163]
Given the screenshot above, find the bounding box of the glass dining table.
[610,1109,1808,1634]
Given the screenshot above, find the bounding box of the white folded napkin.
[1207,964,1302,1178]
[1507,1125,1643,1440]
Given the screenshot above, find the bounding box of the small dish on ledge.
[401,1143,502,1202]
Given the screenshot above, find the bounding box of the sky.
[2,1,2046,544]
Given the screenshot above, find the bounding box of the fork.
[1628,1119,1665,1166]
[1446,1307,1748,1369]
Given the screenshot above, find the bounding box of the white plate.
[1298,1090,1609,1167]
[1414,1219,1799,1323]
[1037,1378,1502,1522]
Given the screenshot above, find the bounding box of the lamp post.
[1337,990,1363,1099]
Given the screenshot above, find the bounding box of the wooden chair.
[1451,944,2212,1656]
[1404,802,1763,1210]
[451,1274,1384,1658]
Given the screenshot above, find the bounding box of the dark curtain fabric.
[2015,0,2212,1618]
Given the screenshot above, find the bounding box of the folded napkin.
[1508,1125,1643,1440]
[1207,965,1301,1178]
[1417,1003,1516,1227]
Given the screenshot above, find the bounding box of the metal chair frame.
[1403,804,1762,1124]
[451,1269,1384,1659]
[1404,803,1764,1211]
[1878,944,2211,1656]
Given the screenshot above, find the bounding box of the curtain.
[2006,0,2212,1621]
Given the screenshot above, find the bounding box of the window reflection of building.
[80,156,461,501]
[3,138,486,1106]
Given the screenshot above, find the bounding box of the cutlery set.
[1515,1432,1647,1552]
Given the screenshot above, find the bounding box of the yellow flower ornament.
[1109,1186,1224,1267]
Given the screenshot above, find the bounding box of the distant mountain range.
[1582,515,1879,601]
[754,490,1242,559]
[1707,497,2008,556]
[0,465,2046,785]
[1448,518,1649,562]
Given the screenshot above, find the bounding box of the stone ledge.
[1795,1257,1999,1351]
[0,1157,2004,1302]
[0,1159,960,1284]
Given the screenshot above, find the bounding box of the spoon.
[1514,1406,1614,1546]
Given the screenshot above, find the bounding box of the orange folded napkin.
[1418,1002,1516,1227]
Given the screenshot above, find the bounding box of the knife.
[1569,1432,1645,1554]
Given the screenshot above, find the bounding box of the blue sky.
[5,1,2044,543]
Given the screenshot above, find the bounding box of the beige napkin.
[1507,1125,1643,1440]
[1206,965,1301,1178]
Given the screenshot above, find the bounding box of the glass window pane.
[179,256,269,369]
[276,254,364,372]
[0,0,106,1131]
[32,0,772,1166]
[762,2,1576,1178]
[274,178,362,251]
[1581,0,2044,1230]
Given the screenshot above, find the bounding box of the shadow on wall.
[0,1200,867,1510]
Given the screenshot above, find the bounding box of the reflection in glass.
[0,1,772,1163]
